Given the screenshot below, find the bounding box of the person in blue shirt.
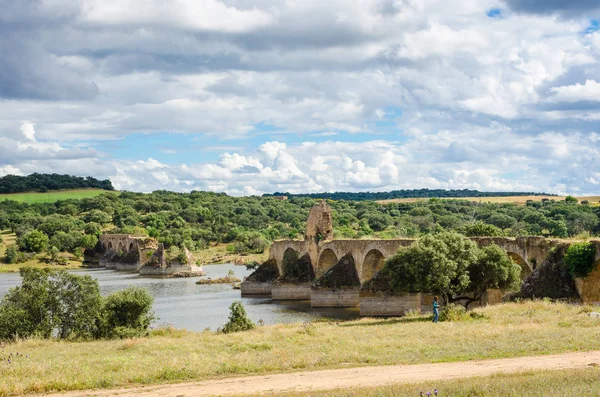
[432,296,439,323]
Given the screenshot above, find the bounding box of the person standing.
[432,296,439,323]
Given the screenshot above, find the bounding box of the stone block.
[241,280,273,296]
[311,287,360,307]
[271,282,312,300]
[359,292,421,316]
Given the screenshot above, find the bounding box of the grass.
[0,231,83,273]
[193,243,268,265]
[0,189,109,204]
[268,368,600,397]
[1,301,600,396]
[377,195,600,206]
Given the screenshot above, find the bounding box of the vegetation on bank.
[0,300,599,395]
[271,368,600,397]
[0,173,113,194]
[195,270,240,284]
[264,189,555,201]
[0,268,154,341]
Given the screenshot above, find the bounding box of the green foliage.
[459,221,504,237]
[99,287,154,339]
[439,303,469,322]
[0,173,113,194]
[0,269,154,341]
[4,244,24,264]
[386,232,519,306]
[221,300,255,334]
[565,242,597,278]
[565,195,578,204]
[0,268,102,340]
[17,230,49,253]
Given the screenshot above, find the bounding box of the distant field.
[377,195,600,205]
[0,189,110,204]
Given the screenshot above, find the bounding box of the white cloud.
[549,80,600,103]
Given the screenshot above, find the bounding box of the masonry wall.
[359,292,421,316]
[311,287,360,307]
[271,283,312,300]
[241,280,273,296]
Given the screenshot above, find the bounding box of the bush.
[439,303,470,322]
[222,300,255,334]
[4,244,24,264]
[17,230,49,253]
[565,242,597,278]
[100,287,155,338]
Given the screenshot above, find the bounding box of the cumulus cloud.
[0,0,600,195]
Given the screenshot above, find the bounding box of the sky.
[1,0,600,195]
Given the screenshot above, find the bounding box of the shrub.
[17,230,49,253]
[100,287,155,339]
[4,244,24,264]
[222,300,255,334]
[439,303,470,322]
[565,242,597,278]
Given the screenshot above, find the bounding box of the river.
[0,264,360,331]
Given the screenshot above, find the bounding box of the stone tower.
[305,200,333,241]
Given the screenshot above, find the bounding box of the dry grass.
[267,368,600,397]
[0,231,83,273]
[1,301,600,396]
[377,195,600,205]
[193,243,268,265]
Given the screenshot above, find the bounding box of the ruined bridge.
[269,236,562,284]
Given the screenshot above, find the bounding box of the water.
[0,264,360,331]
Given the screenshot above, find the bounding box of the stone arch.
[107,241,113,251]
[317,249,338,276]
[362,249,385,282]
[128,242,134,252]
[282,248,300,276]
[118,241,124,252]
[508,252,531,280]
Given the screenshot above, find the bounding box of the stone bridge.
[269,237,600,284]
[99,234,157,271]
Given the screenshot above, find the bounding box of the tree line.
[0,190,598,266]
[264,189,555,201]
[0,173,114,194]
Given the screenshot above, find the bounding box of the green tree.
[386,231,476,305]
[222,300,255,333]
[386,232,518,307]
[459,221,504,237]
[565,195,578,204]
[17,230,49,253]
[564,242,597,278]
[100,287,154,338]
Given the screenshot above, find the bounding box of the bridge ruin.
[242,200,600,313]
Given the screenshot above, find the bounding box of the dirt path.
[46,351,600,397]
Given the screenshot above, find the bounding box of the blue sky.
[1,0,600,195]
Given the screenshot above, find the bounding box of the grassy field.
[194,243,269,265]
[377,195,600,205]
[0,189,110,204]
[1,300,600,395]
[270,368,600,397]
[0,231,83,273]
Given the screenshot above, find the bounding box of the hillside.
[264,189,555,201]
[0,173,114,194]
[0,189,109,204]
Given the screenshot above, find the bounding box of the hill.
[263,189,554,201]
[378,195,600,206]
[0,173,114,194]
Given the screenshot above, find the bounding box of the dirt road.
[46,351,600,397]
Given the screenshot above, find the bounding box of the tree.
[17,230,49,253]
[459,221,504,237]
[565,195,578,204]
[386,232,518,307]
[564,242,597,278]
[386,232,476,305]
[100,287,154,338]
[221,301,255,333]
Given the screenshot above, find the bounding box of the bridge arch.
[508,252,531,280]
[107,241,113,251]
[129,242,134,252]
[317,249,338,276]
[118,241,124,253]
[362,249,385,282]
[282,248,300,276]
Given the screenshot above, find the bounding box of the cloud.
[0,0,599,195]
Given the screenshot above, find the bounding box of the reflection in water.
[0,264,359,332]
